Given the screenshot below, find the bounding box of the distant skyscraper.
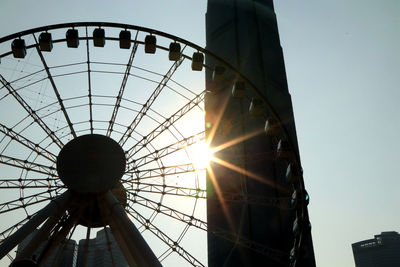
[16,230,77,267]
[76,228,128,267]
[76,238,96,267]
[352,231,400,267]
[48,240,77,267]
[94,228,128,267]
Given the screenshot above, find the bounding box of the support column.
[0,191,72,259]
[15,194,73,261]
[36,212,77,265]
[98,191,162,267]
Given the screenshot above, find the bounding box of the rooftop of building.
[352,231,400,250]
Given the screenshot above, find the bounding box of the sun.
[187,141,214,169]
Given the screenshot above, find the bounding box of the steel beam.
[107,35,139,137]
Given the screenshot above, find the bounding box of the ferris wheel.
[0,22,309,267]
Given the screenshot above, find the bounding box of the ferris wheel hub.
[56,134,126,194]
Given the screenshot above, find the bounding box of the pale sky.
[0,1,399,266]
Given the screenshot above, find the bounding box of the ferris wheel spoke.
[0,123,57,163]
[124,90,205,160]
[85,27,94,134]
[123,181,206,199]
[125,163,204,180]
[127,130,205,170]
[107,32,139,137]
[125,204,205,267]
[0,75,64,148]
[0,188,59,215]
[119,51,186,146]
[127,192,207,231]
[0,154,57,176]
[0,177,62,189]
[33,33,77,139]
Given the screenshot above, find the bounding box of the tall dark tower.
[205,1,316,266]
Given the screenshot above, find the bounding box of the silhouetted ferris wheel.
[0,23,309,266]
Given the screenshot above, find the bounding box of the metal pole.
[98,191,162,267]
[98,194,140,266]
[105,219,137,266]
[37,212,76,265]
[0,191,72,260]
[15,198,72,260]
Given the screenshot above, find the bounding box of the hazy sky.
[1,1,399,266]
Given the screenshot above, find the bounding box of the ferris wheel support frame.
[3,189,162,267]
[0,191,71,259]
[14,197,72,261]
[98,191,162,267]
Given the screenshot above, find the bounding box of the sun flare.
[188,141,214,169]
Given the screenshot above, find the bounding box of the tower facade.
[352,231,400,267]
[205,1,315,266]
[94,228,128,267]
[76,228,128,267]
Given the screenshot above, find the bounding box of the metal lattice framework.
[0,22,310,266]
